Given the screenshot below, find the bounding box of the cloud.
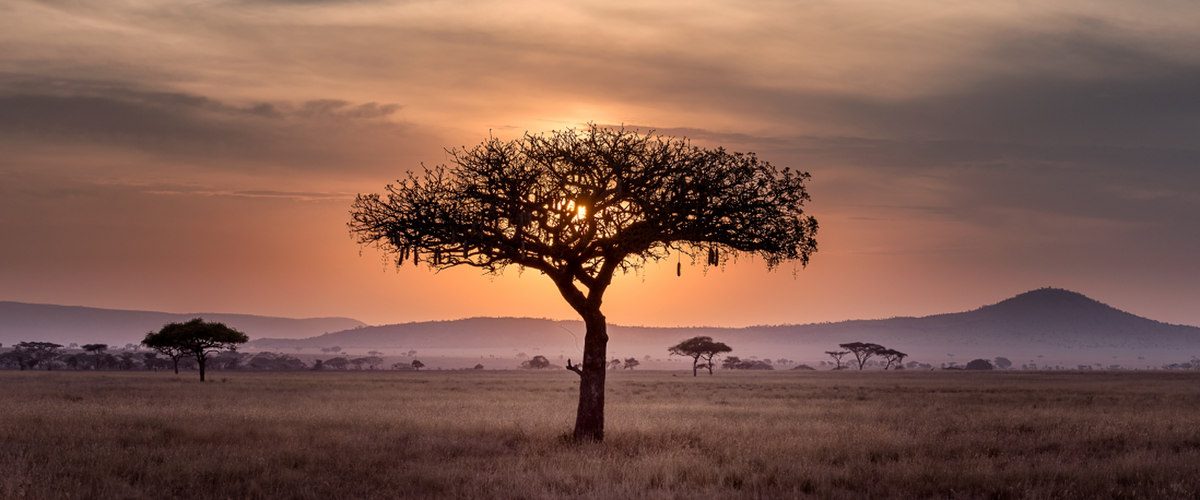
[0,76,436,176]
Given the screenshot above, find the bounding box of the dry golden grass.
[2,370,1199,499]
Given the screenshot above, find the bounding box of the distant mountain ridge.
[246,286,1200,357]
[6,289,1198,366]
[246,288,1200,365]
[0,302,366,346]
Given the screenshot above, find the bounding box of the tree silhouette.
[523,355,552,369]
[623,357,639,370]
[141,332,190,374]
[825,350,849,370]
[82,344,108,370]
[965,359,994,370]
[669,336,733,376]
[142,318,248,381]
[350,126,818,441]
[9,342,63,370]
[839,342,885,370]
[879,348,907,370]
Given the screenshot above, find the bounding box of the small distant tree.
[623,357,639,370]
[141,352,164,371]
[82,344,108,370]
[522,355,552,369]
[474,363,485,370]
[839,342,885,370]
[142,318,249,381]
[349,358,367,370]
[721,356,774,370]
[12,342,64,370]
[115,352,137,370]
[365,356,384,370]
[965,358,994,370]
[825,350,849,370]
[994,357,1012,370]
[61,354,80,370]
[879,348,907,370]
[412,360,425,370]
[247,352,306,370]
[212,352,249,370]
[669,336,733,376]
[325,357,349,370]
[608,358,623,370]
[141,331,190,374]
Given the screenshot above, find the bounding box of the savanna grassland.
[2,370,1199,499]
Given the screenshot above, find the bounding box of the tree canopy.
[2,342,63,370]
[142,318,248,381]
[349,125,818,441]
[82,344,108,370]
[839,342,885,370]
[669,336,733,376]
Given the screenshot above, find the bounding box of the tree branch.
[566,359,583,376]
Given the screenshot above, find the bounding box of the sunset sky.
[2,0,1198,328]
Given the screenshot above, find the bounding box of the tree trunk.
[692,356,700,377]
[198,355,207,382]
[573,311,608,441]
[172,357,180,374]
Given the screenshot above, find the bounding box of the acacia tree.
[668,336,733,376]
[142,336,190,374]
[82,344,108,370]
[14,342,64,370]
[825,350,849,370]
[879,348,907,370]
[142,318,248,381]
[839,342,885,370]
[349,126,818,441]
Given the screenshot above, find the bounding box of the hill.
[6,289,1198,367]
[248,288,1200,366]
[0,302,366,346]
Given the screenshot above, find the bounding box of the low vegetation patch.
[2,370,1199,499]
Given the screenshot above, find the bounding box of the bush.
[965,359,994,370]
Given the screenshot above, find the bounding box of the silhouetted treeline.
[0,343,414,372]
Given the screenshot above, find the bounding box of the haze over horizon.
[3,0,1198,328]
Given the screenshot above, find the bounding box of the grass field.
[2,370,1199,499]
